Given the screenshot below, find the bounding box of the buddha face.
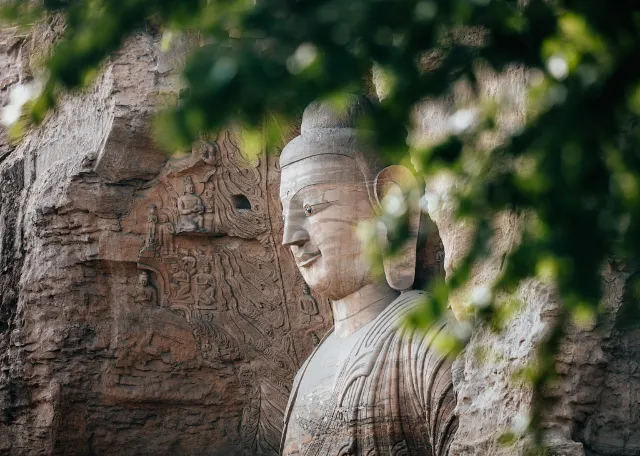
[281,155,377,300]
[139,272,149,286]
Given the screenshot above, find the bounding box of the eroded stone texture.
[0,27,331,456]
[0,26,31,456]
[551,263,640,456]
[0,27,31,161]
[112,125,331,456]
[0,144,26,455]
[410,64,640,456]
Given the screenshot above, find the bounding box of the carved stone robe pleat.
[281,291,458,456]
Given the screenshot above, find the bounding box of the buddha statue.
[194,262,216,308]
[177,176,205,233]
[279,96,458,456]
[134,271,157,306]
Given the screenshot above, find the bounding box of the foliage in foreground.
[3,0,640,449]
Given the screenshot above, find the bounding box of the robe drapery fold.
[281,291,458,456]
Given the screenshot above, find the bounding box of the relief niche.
[116,125,333,455]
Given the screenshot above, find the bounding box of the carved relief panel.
[117,126,331,455]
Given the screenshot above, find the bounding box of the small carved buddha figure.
[177,176,205,232]
[280,96,458,456]
[298,283,320,324]
[171,262,194,304]
[203,180,216,213]
[157,213,175,255]
[194,262,216,308]
[134,271,157,306]
[146,204,158,248]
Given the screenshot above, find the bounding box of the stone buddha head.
[280,96,420,301]
[183,176,195,194]
[139,271,149,286]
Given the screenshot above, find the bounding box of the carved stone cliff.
[2,23,640,456]
[0,25,331,456]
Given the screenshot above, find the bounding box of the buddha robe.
[281,290,458,456]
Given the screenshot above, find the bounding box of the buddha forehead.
[280,154,365,201]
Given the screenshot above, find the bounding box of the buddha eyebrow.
[285,183,332,202]
[307,200,339,208]
[286,180,366,200]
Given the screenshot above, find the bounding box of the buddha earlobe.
[374,165,423,291]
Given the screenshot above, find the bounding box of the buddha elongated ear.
[374,165,423,291]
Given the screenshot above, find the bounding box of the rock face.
[1,27,30,456]
[411,67,640,455]
[0,26,330,456]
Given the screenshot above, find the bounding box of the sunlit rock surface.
[408,63,640,456]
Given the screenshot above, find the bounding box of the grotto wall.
[406,65,640,455]
[1,21,640,456]
[0,24,332,456]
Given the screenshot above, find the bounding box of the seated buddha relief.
[279,96,459,456]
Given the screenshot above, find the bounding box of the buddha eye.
[303,201,333,216]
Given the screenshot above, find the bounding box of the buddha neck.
[332,282,399,338]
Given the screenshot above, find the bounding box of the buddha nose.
[282,219,310,248]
